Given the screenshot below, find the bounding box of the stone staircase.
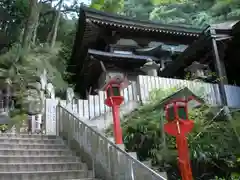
[0,133,99,180]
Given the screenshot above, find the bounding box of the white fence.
[138,75,221,105]
[224,84,240,108]
[137,75,240,108]
[65,82,138,120]
[45,82,138,135]
[45,75,240,135]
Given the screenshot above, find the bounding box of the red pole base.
[112,105,123,144]
[176,135,193,180]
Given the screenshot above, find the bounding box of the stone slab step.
[0,143,67,149]
[0,137,63,145]
[0,133,59,140]
[0,162,87,172]
[0,170,92,180]
[0,149,72,156]
[0,155,81,163]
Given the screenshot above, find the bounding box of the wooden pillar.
[218,41,228,84]
[210,29,229,107]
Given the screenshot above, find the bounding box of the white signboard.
[45,98,58,135]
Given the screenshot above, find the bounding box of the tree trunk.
[32,1,43,45]
[32,21,38,46]
[18,28,25,43]
[20,0,39,60]
[48,0,63,48]
[46,14,55,43]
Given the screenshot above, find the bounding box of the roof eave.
[232,21,240,35]
[80,5,203,37]
[88,49,160,62]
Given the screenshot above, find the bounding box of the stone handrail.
[57,105,166,180]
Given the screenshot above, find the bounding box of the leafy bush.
[0,43,69,131]
[0,124,8,132]
[8,108,28,132]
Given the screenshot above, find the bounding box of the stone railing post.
[46,83,55,99]
[40,69,47,133]
[66,87,74,110]
[45,82,58,135]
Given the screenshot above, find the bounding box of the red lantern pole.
[164,99,194,180]
[111,102,123,144]
[104,79,125,145]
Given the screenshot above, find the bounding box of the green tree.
[47,0,64,48]
[90,0,124,13]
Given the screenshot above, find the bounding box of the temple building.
[68,5,240,100]
[160,21,240,82]
[159,20,240,107]
[68,5,203,97]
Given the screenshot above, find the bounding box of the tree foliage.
[0,0,78,85]
[90,0,124,13]
[0,0,78,126]
[89,0,240,27]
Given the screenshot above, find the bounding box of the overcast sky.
[80,0,91,5]
[53,0,91,7]
[52,0,91,19]
[65,0,91,6]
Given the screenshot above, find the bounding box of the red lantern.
[104,82,124,107]
[164,98,194,180]
[164,99,194,136]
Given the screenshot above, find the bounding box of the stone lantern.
[185,61,209,81]
[26,90,42,116]
[141,58,160,76]
[25,82,42,116]
[22,87,42,133]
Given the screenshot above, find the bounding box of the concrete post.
[66,88,74,110]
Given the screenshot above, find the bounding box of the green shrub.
[0,124,8,132]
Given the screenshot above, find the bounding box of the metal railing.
[57,105,167,180]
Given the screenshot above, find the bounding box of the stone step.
[0,170,92,180]
[0,143,67,150]
[0,162,87,172]
[0,137,63,145]
[0,149,72,156]
[0,134,59,140]
[0,155,81,163]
